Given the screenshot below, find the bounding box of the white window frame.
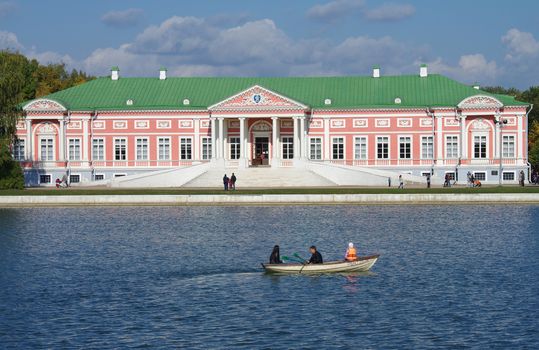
[354,136,368,160]
[472,133,488,159]
[180,137,193,160]
[13,138,25,161]
[282,136,294,160]
[445,135,459,159]
[376,136,390,160]
[309,137,322,160]
[39,137,55,161]
[445,171,456,181]
[39,174,52,184]
[67,138,81,161]
[201,137,212,160]
[157,136,171,161]
[94,173,105,181]
[229,136,241,160]
[421,135,434,160]
[331,136,345,160]
[69,173,81,184]
[502,172,515,181]
[135,137,149,161]
[114,138,127,161]
[92,138,105,161]
[502,134,515,158]
[398,135,412,160]
[473,172,486,181]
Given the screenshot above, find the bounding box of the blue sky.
[1,0,538,88]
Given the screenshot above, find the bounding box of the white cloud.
[0,30,23,51]
[101,8,144,28]
[364,3,415,21]
[306,0,365,21]
[426,54,499,84]
[502,28,539,62]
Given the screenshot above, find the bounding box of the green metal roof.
[32,74,528,111]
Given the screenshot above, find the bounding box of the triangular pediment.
[209,85,308,111]
[457,95,503,109]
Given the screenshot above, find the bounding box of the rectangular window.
[158,137,170,160]
[69,174,80,183]
[474,172,486,181]
[92,139,104,161]
[399,136,411,159]
[202,137,212,160]
[39,174,51,184]
[229,137,240,160]
[421,136,433,159]
[354,136,367,160]
[114,138,127,161]
[282,136,294,160]
[446,172,455,181]
[502,135,515,158]
[332,137,344,160]
[309,138,322,160]
[136,138,148,161]
[502,172,515,181]
[446,136,459,159]
[377,137,389,159]
[473,135,487,159]
[13,139,25,161]
[94,174,105,181]
[180,138,192,160]
[68,139,81,161]
[40,138,54,161]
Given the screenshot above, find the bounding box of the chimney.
[473,82,480,90]
[419,64,428,78]
[111,66,119,81]
[159,67,167,80]
[372,65,380,78]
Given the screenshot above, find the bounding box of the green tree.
[520,86,539,126]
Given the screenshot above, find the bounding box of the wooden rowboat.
[262,254,380,274]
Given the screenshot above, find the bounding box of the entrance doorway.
[253,137,269,166]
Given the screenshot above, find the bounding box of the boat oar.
[293,253,309,274]
[282,256,303,263]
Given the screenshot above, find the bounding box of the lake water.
[0,205,538,349]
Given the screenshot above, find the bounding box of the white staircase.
[184,166,338,188]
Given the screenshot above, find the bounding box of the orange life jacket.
[346,247,357,261]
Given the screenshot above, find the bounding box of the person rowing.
[344,242,358,262]
[307,246,323,264]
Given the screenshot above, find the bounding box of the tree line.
[0,50,538,188]
[0,50,94,189]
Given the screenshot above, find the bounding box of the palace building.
[15,65,531,187]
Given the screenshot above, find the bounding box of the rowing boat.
[261,254,380,274]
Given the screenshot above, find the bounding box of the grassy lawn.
[1,186,539,196]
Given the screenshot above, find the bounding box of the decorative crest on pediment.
[209,85,308,111]
[23,99,67,112]
[471,118,491,130]
[251,121,272,131]
[37,122,58,135]
[457,95,503,109]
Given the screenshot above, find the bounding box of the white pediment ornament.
[209,85,308,111]
[251,122,272,131]
[23,99,66,112]
[471,118,490,130]
[37,122,57,135]
[458,95,503,109]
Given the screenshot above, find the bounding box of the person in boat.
[344,242,357,262]
[269,245,282,264]
[308,246,323,264]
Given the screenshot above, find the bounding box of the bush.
[0,140,24,189]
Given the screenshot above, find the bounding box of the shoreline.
[1,193,539,207]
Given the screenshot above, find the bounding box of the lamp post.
[495,116,508,186]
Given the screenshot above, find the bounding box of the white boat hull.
[262,255,379,274]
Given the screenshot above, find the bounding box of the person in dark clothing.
[269,245,282,264]
[308,246,323,264]
[223,174,229,191]
[231,173,237,190]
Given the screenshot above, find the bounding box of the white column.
[272,117,279,165]
[59,119,66,162]
[293,117,299,160]
[517,114,523,161]
[494,115,501,159]
[193,119,200,161]
[299,116,306,160]
[239,117,246,167]
[26,119,33,161]
[82,118,89,163]
[210,117,217,160]
[218,118,224,159]
[460,115,467,160]
[323,117,330,161]
[436,115,443,163]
